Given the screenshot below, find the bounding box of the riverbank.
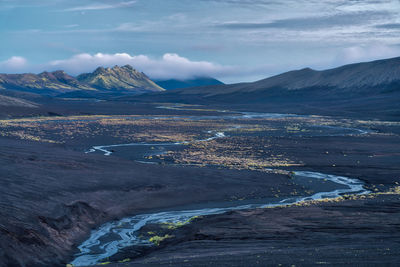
[105,192,400,266]
[0,137,304,267]
[71,170,368,266]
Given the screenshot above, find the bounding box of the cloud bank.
[63,1,136,12]
[336,44,400,63]
[0,56,28,72]
[1,46,400,83]
[217,11,390,30]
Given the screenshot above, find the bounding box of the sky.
[1,0,400,83]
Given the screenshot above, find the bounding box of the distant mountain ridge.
[0,71,91,92]
[245,56,400,92]
[0,65,164,94]
[155,77,224,90]
[146,56,400,98]
[125,56,400,119]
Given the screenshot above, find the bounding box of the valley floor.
[0,102,399,266]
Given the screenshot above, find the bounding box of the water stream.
[71,171,369,266]
[74,107,371,266]
[86,109,369,157]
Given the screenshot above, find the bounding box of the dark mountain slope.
[124,57,400,119]
[0,94,37,108]
[0,91,53,118]
[158,56,400,97]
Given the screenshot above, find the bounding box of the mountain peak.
[122,64,135,71]
[52,70,67,75]
[76,65,164,92]
[38,71,52,77]
[93,67,106,74]
[299,67,315,72]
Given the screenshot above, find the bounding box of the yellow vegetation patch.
[97,261,111,265]
[149,234,174,246]
[161,216,202,230]
[265,186,400,210]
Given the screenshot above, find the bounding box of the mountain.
[0,94,38,108]
[77,65,164,92]
[158,57,400,97]
[0,71,91,93]
[0,65,164,95]
[125,57,400,119]
[0,91,50,118]
[154,77,224,90]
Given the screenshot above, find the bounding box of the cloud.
[64,24,79,28]
[217,11,391,30]
[0,56,28,73]
[63,1,136,12]
[375,23,400,29]
[335,44,400,63]
[199,0,283,6]
[47,53,237,80]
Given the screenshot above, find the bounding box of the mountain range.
[150,57,400,97]
[125,57,400,118]
[0,65,164,94]
[0,57,399,119]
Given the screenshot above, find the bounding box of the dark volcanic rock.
[108,194,400,266]
[0,137,296,267]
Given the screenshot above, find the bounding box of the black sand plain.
[0,99,399,267]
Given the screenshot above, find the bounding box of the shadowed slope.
[124,57,400,119]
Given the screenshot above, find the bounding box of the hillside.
[0,94,38,108]
[154,57,400,97]
[0,71,91,93]
[0,92,51,118]
[125,57,400,119]
[77,65,164,92]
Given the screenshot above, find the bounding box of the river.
[72,107,371,266]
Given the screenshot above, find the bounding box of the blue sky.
[1,0,400,82]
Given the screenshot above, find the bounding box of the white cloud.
[63,1,136,12]
[2,48,400,82]
[64,24,79,28]
[336,44,400,63]
[0,56,28,73]
[48,52,237,80]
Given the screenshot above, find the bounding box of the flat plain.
[0,102,399,266]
